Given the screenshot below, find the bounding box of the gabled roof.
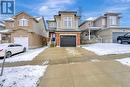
[104,12,121,15]
[12,12,32,18]
[4,18,14,21]
[0,29,12,33]
[79,12,121,27]
[86,17,97,21]
[4,12,40,22]
[0,21,5,27]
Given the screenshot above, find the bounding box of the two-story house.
[4,12,48,49]
[79,12,130,44]
[47,11,81,47]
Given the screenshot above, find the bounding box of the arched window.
[19,18,28,26]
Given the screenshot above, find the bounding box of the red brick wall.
[56,33,60,46]
[77,33,80,46]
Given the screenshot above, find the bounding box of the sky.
[1,0,130,27]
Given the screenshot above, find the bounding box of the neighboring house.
[4,12,48,49]
[47,11,81,47]
[0,21,5,30]
[79,12,130,44]
[0,21,11,43]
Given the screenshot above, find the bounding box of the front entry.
[60,35,76,47]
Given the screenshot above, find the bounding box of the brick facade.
[56,32,81,47]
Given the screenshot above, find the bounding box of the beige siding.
[111,29,130,32]
[97,29,112,43]
[33,19,48,37]
[97,29,130,43]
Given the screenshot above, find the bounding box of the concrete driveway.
[37,47,130,87]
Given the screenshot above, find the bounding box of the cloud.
[110,0,130,3]
[36,0,75,19]
[83,0,130,18]
[0,15,11,21]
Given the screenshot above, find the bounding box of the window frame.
[109,16,117,26]
[19,18,29,26]
[63,17,72,28]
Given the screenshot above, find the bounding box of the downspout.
[88,28,91,40]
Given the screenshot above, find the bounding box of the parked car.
[0,43,26,58]
[117,33,130,44]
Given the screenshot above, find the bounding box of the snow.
[0,29,11,33]
[82,43,130,55]
[5,18,14,21]
[0,47,48,63]
[86,17,97,21]
[0,23,5,27]
[35,17,42,21]
[116,58,130,66]
[0,65,48,87]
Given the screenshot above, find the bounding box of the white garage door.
[14,37,29,49]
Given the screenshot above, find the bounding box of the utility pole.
[0,50,6,76]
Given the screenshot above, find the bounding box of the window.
[14,44,22,46]
[8,45,14,47]
[19,18,28,26]
[63,17,72,28]
[109,16,117,25]
[125,33,130,37]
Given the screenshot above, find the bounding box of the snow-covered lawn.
[82,43,130,55]
[116,58,130,66]
[0,47,48,63]
[0,65,48,87]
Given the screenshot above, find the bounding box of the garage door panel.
[60,36,76,47]
[112,32,129,43]
[14,37,29,49]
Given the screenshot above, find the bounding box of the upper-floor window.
[19,18,28,26]
[109,16,117,25]
[63,17,72,28]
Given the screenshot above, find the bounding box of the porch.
[81,27,103,44]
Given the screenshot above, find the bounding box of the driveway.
[38,47,130,87]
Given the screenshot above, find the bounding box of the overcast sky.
[1,0,130,27]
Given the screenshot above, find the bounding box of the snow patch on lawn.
[116,58,130,66]
[82,43,130,55]
[0,47,48,63]
[0,65,48,87]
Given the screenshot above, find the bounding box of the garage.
[60,35,76,47]
[14,37,29,49]
[112,32,129,43]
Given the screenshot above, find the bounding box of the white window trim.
[19,18,28,26]
[63,17,73,28]
[109,16,117,26]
